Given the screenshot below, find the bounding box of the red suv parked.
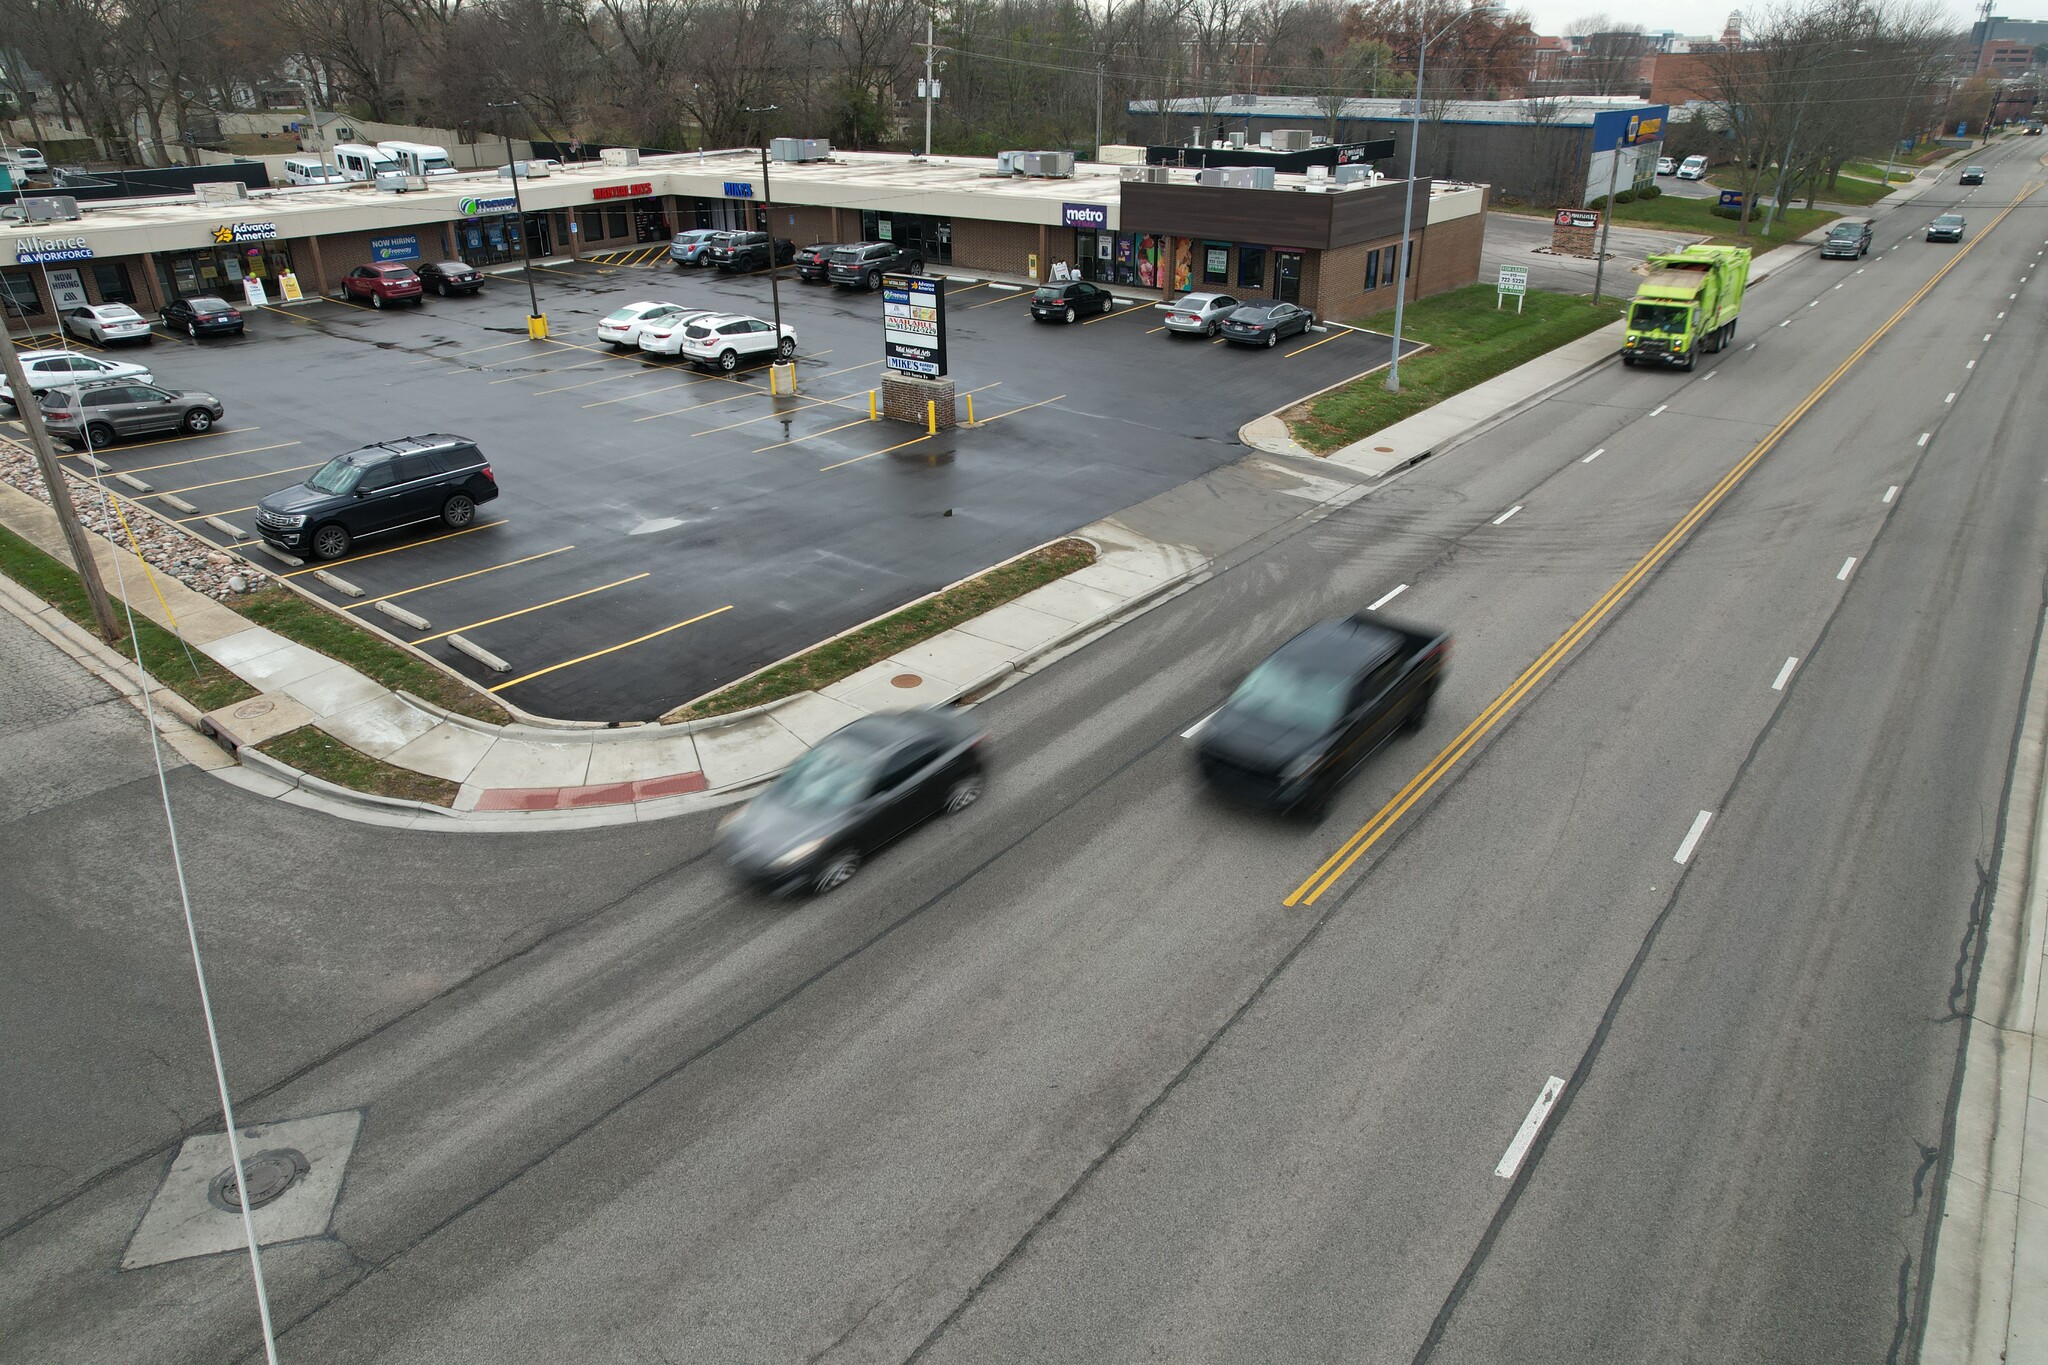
[342,262,425,308]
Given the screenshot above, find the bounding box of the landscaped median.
[1287,285,1626,456]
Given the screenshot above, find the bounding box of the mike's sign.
[882,274,948,377]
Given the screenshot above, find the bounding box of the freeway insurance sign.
[1497,264,1528,312]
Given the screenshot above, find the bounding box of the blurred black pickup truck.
[1195,614,1450,819]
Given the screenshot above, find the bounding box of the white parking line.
[1780,320,1790,327]
[1838,556,1857,580]
[1649,404,1668,416]
[1772,657,1798,691]
[1885,485,1899,503]
[1368,583,1409,611]
[1833,282,1845,290]
[1675,810,1713,864]
[1968,359,1977,369]
[1946,393,1956,403]
[1699,371,1716,382]
[1999,312,2007,318]
[1986,334,1994,341]
[1808,300,1819,307]
[1581,448,1605,464]
[1493,505,1523,525]
[1181,708,1219,740]
[1745,342,1756,351]
[1494,1076,1567,1180]
[1919,432,1930,446]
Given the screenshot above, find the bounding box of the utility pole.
[1095,62,1106,160]
[486,101,545,338]
[923,7,936,159]
[1591,133,1622,303]
[0,324,121,641]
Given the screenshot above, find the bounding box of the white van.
[281,156,347,186]
[0,147,48,174]
[331,142,403,183]
[1676,155,1709,181]
[377,141,457,178]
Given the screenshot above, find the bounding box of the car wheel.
[85,421,115,447]
[813,849,860,895]
[866,269,882,290]
[944,771,984,814]
[777,336,796,359]
[1622,356,1636,367]
[181,408,213,433]
[719,349,739,372]
[186,322,198,338]
[1207,320,1220,337]
[371,292,385,309]
[1064,306,1076,323]
[441,493,476,528]
[436,282,448,296]
[1265,331,1278,348]
[1101,297,1114,313]
[910,257,925,273]
[310,523,352,561]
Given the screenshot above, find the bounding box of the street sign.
[1555,208,1601,230]
[1496,264,1527,313]
[882,273,947,378]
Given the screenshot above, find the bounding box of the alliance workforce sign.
[882,274,947,377]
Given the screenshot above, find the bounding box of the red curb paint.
[473,771,709,811]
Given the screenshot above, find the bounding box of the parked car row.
[597,298,797,370]
[671,232,925,290]
[1151,291,1318,346]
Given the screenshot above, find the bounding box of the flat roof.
[1132,94,1662,128]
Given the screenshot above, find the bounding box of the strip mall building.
[0,147,1487,328]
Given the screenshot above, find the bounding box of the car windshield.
[1934,215,1963,227]
[101,306,139,319]
[192,297,229,313]
[1631,303,1689,332]
[771,736,881,811]
[306,458,366,495]
[1227,658,1350,731]
[1828,225,1860,238]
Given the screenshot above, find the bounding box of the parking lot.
[12,259,1408,721]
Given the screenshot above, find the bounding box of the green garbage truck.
[1620,244,1751,371]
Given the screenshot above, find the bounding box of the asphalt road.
[6,137,2047,1362]
[14,261,1389,722]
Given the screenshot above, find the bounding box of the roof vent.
[194,180,250,203]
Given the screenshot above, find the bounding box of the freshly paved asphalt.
[5,138,2046,1362]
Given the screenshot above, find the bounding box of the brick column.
[882,373,958,430]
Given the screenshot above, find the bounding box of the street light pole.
[487,102,545,337]
[1591,133,1622,303]
[1387,8,1485,392]
[746,104,796,395]
[0,323,121,641]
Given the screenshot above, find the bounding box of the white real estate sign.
[1497,265,1528,312]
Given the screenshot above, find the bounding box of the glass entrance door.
[1276,251,1303,303]
[524,212,552,257]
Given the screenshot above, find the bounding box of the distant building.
[1977,38,2039,75]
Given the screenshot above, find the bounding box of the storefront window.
[1365,248,1380,291]
[605,208,628,239]
[577,207,602,243]
[859,211,951,263]
[1238,246,1265,291]
[458,214,526,266]
[1202,241,1229,285]
[92,262,136,305]
[1276,251,1303,304]
[154,242,295,301]
[0,268,40,317]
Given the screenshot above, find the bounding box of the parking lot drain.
[208,1148,309,1212]
[450,633,512,672]
[891,673,923,689]
[375,600,430,630]
[160,494,198,513]
[114,472,152,492]
[205,517,247,539]
[313,569,364,597]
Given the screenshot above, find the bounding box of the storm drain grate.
[208,1148,310,1212]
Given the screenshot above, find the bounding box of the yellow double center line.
[1286,181,2039,908]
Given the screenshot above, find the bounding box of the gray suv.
[39,377,224,447]
[826,241,925,289]
[256,434,499,562]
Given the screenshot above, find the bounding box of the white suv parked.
[676,313,798,372]
[637,309,721,356]
[0,349,153,406]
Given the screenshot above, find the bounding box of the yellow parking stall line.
[753,414,874,453]
[414,573,649,643]
[343,545,576,608]
[62,424,259,452]
[691,393,862,437]
[259,306,316,327]
[942,281,988,295]
[530,263,589,278]
[1082,303,1145,326]
[280,519,508,576]
[1284,329,1351,358]
[964,289,1033,310]
[632,381,772,422]
[972,393,1065,426]
[489,604,735,692]
[820,430,936,471]
[174,503,256,523]
[641,245,671,265]
[116,440,302,475]
[1146,324,1167,334]
[583,376,714,409]
[533,363,679,395]
[153,461,325,495]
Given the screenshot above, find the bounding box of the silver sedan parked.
[1156,291,1242,337]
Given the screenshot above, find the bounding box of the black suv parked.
[707,232,796,272]
[826,241,926,289]
[794,243,843,281]
[256,434,498,562]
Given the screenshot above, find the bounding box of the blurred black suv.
[256,434,498,562]
[707,232,796,272]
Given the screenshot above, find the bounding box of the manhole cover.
[208,1148,310,1211]
[1373,446,1395,453]
[230,698,276,721]
[890,673,923,689]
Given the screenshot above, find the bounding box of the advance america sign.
[882,273,947,378]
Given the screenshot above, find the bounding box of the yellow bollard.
[964,393,976,426]
[769,365,781,396]
[926,399,937,435]
[869,388,878,420]
[526,313,549,340]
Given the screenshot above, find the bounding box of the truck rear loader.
[1620,244,1751,372]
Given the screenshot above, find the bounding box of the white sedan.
[60,303,153,345]
[597,301,692,348]
[0,349,153,406]
[1155,291,1241,337]
[636,309,722,356]
[1656,156,1678,175]
[675,313,798,372]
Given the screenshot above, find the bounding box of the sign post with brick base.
[881,273,950,430]
[883,372,957,430]
[1552,208,1602,258]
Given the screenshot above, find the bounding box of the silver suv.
[38,377,224,448]
[826,241,926,289]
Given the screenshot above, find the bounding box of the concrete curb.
[235,745,466,820]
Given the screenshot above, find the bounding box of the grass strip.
[1288,286,1625,455]
[670,538,1097,721]
[0,523,255,712]
[1840,161,1916,184]
[235,585,504,722]
[1604,192,1838,246]
[259,725,459,806]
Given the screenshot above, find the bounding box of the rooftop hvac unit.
[797,138,832,161]
[995,149,1027,174]
[1230,129,1247,148]
[1305,164,1329,183]
[1334,163,1371,185]
[1195,167,1231,186]
[1270,129,1314,151]
[1203,166,1274,190]
[1119,164,1173,183]
[20,195,81,222]
[194,180,250,203]
[600,147,641,167]
[1017,150,1075,177]
[770,137,800,161]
